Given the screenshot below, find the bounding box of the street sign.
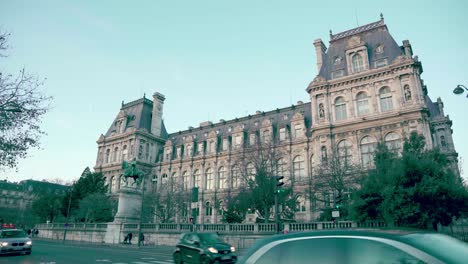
[332,210,340,218]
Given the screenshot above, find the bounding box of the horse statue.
[121,159,144,187]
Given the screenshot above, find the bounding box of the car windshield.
[199,233,224,244]
[403,233,468,263]
[0,230,27,238]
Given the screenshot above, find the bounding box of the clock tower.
[151,92,165,137]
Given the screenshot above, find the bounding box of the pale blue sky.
[1,0,467,182]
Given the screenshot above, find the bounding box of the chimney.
[151,92,165,136]
[402,40,413,57]
[313,39,327,72]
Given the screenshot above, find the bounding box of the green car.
[0,229,32,255]
[174,232,237,264]
[238,229,468,264]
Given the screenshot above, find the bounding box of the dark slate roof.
[425,96,441,119]
[167,102,311,145]
[318,19,405,80]
[105,97,168,138]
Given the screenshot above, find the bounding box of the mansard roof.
[105,96,168,138]
[167,102,311,145]
[318,18,405,81]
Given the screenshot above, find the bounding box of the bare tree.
[0,31,52,170]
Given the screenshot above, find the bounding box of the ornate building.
[94,16,457,223]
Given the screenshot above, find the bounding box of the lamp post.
[453,84,468,98]
[62,185,73,243]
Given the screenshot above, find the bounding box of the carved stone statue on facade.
[319,103,325,118]
[404,86,412,101]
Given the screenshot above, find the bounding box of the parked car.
[0,229,32,255]
[237,229,468,264]
[174,232,237,264]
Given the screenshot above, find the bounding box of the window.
[250,133,256,145]
[331,70,344,79]
[182,171,189,190]
[277,158,288,178]
[205,168,213,190]
[138,144,143,159]
[113,147,119,162]
[106,149,110,163]
[335,97,347,121]
[145,142,149,160]
[379,87,393,112]
[110,176,115,192]
[375,58,388,68]
[279,128,287,142]
[234,135,242,148]
[222,138,229,151]
[440,135,447,147]
[294,124,302,139]
[293,155,305,179]
[337,140,352,164]
[361,136,377,167]
[262,130,271,143]
[161,173,168,185]
[193,170,201,188]
[247,163,255,182]
[218,167,226,189]
[186,145,192,157]
[208,141,215,153]
[122,145,128,161]
[165,149,171,161]
[232,165,240,188]
[297,195,306,212]
[356,92,370,116]
[352,53,364,73]
[385,132,401,152]
[205,202,212,216]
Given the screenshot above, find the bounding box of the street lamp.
[453,84,468,97]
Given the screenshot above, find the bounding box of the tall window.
[335,97,347,121]
[294,125,302,139]
[337,140,352,164]
[249,133,256,145]
[145,143,149,160]
[222,138,229,151]
[232,165,240,188]
[293,155,305,179]
[193,170,201,188]
[182,171,189,190]
[279,128,287,142]
[385,132,401,152]
[262,130,271,143]
[205,201,213,216]
[440,135,447,147]
[277,158,288,178]
[122,145,128,161]
[352,53,364,73]
[218,167,227,189]
[205,168,213,190]
[247,163,255,182]
[234,135,242,148]
[297,195,306,212]
[110,176,115,192]
[380,87,393,112]
[356,92,370,116]
[360,136,377,167]
[106,149,110,163]
[321,146,327,162]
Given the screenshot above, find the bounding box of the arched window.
[337,140,352,164]
[385,132,401,152]
[218,167,227,189]
[205,168,213,190]
[122,145,128,161]
[193,170,201,188]
[360,136,377,167]
[321,146,328,162]
[335,97,347,121]
[105,149,110,163]
[205,201,213,216]
[232,165,240,188]
[380,87,393,112]
[182,171,189,190]
[162,173,168,185]
[352,53,364,73]
[293,155,305,179]
[113,147,119,162]
[356,92,370,116]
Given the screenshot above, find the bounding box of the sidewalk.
[34,237,175,251]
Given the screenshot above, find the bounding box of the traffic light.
[275,176,284,194]
[335,194,343,209]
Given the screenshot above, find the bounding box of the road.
[0,239,175,264]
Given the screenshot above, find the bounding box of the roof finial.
[329,29,333,38]
[143,93,146,99]
[121,100,124,107]
[380,13,384,21]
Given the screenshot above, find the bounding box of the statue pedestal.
[105,186,142,244]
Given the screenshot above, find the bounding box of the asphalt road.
[0,239,175,264]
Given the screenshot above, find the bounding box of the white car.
[0,229,32,255]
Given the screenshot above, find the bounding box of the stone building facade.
[94,17,458,223]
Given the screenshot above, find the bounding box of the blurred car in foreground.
[174,232,237,263]
[238,229,468,264]
[0,229,32,255]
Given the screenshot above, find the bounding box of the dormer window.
[352,54,364,73]
[333,56,342,65]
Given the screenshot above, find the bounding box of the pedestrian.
[283,229,289,235]
[123,234,128,244]
[139,233,145,246]
[27,229,32,236]
[128,232,133,244]
[34,229,39,236]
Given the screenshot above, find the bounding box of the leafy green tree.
[75,193,114,223]
[354,132,468,230]
[32,193,64,222]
